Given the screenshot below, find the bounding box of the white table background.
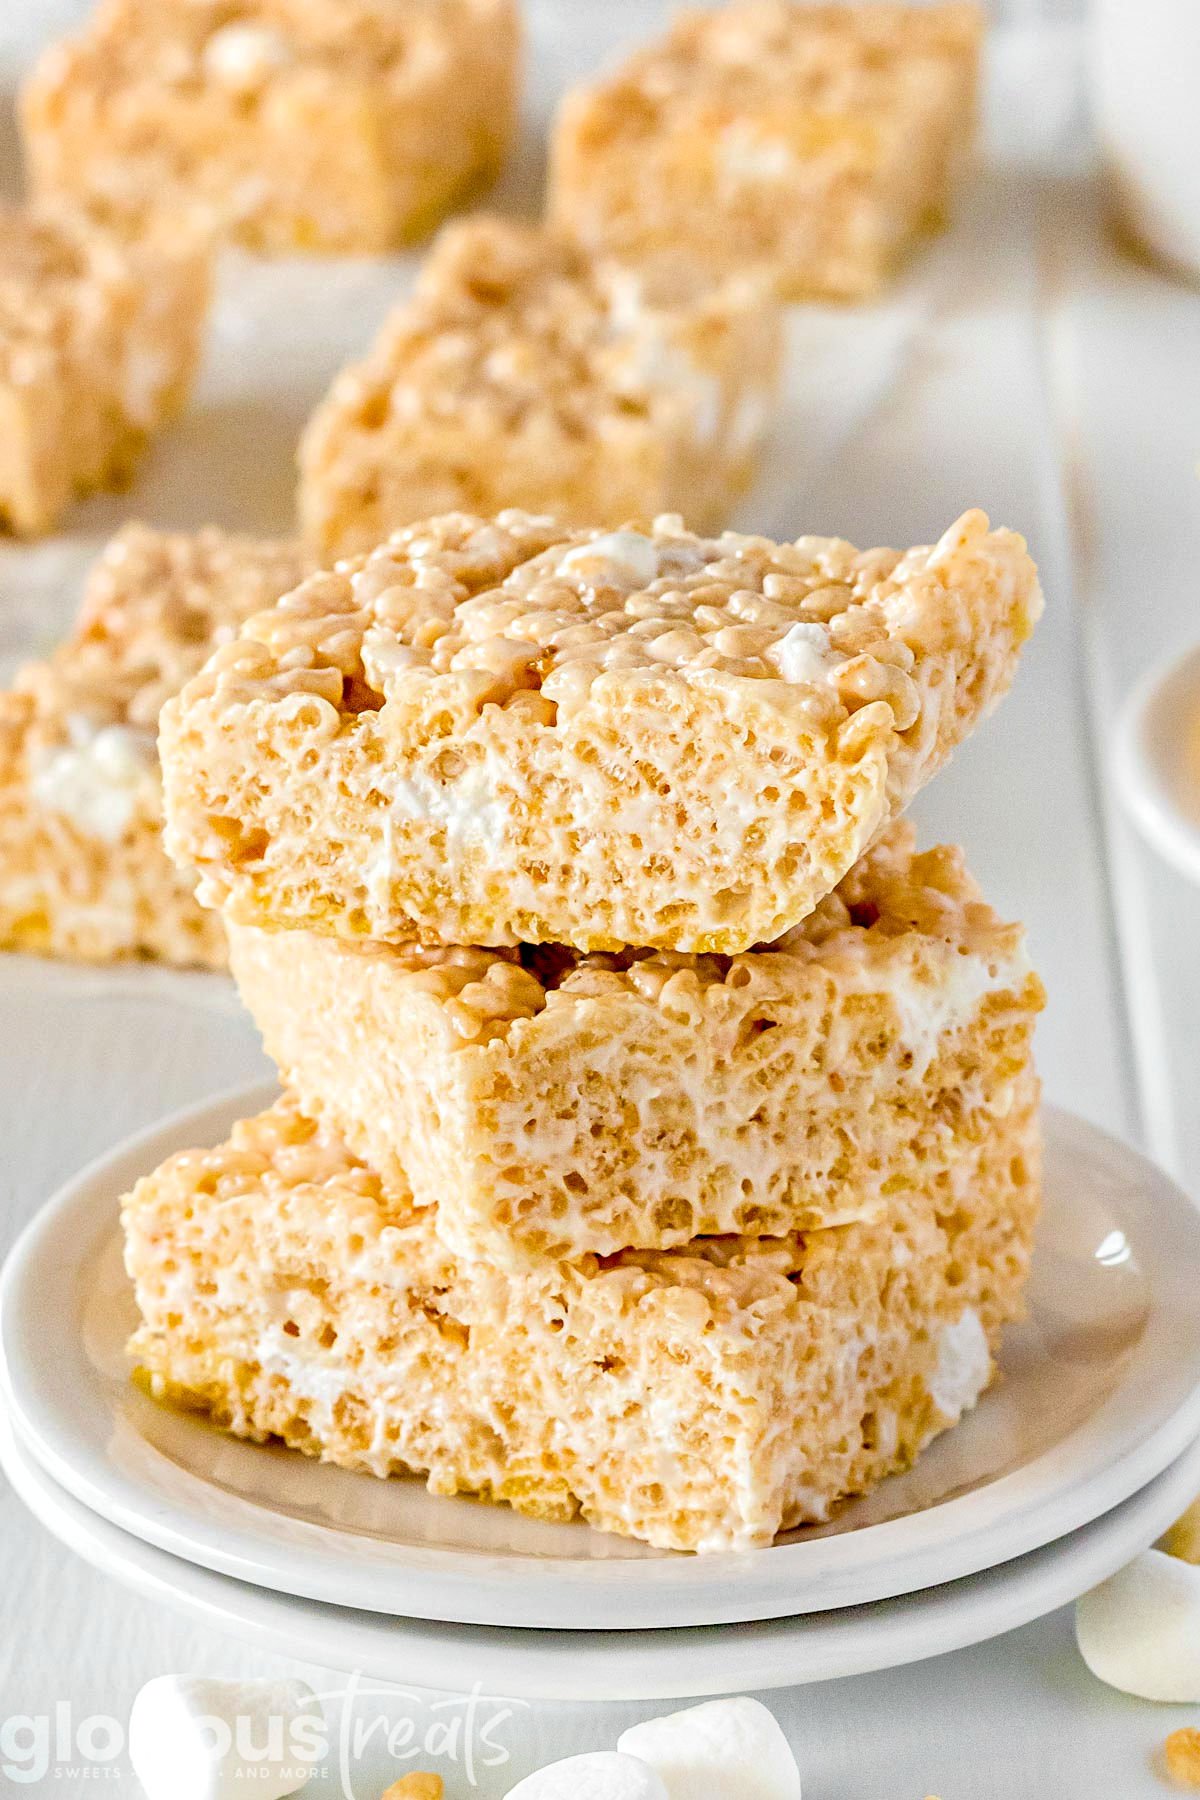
[2,3,1199,1795]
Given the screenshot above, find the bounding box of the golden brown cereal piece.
[1164,1729,1200,1790]
[122,1085,1040,1553]
[1161,1498,1200,1566]
[550,1,983,301]
[161,508,1042,956]
[22,0,520,256]
[0,524,310,966]
[229,823,1044,1264]
[299,215,783,560]
[381,1777,444,1800]
[0,202,208,535]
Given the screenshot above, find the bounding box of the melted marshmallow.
[720,124,795,184]
[769,621,843,686]
[559,531,661,589]
[928,1309,991,1420]
[202,23,291,89]
[31,720,158,844]
[882,949,1032,1078]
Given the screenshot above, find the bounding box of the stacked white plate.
[3,1085,1200,1702]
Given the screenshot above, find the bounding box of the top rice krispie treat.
[161,506,1042,955]
[298,215,783,560]
[0,524,310,966]
[21,0,521,255]
[549,1,983,300]
[0,203,209,535]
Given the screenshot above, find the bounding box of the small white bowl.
[1115,642,1200,884]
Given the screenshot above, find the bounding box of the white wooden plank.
[1045,175,1200,1181]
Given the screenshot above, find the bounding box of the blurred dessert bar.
[228,824,1045,1263]
[0,204,208,535]
[298,216,783,560]
[0,525,309,966]
[549,1,983,300]
[160,507,1042,957]
[21,0,521,255]
[123,1083,1040,1552]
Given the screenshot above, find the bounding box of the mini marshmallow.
[1076,1550,1200,1702]
[128,1675,322,1800]
[618,1697,802,1800]
[504,1752,668,1799]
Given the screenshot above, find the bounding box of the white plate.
[4,1085,1200,1633]
[4,1406,1200,1702]
[1115,640,1200,884]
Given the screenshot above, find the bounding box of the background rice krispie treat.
[0,524,310,967]
[123,1087,1040,1552]
[298,216,783,560]
[229,825,1044,1263]
[0,203,209,536]
[549,1,983,301]
[161,507,1043,956]
[21,0,521,256]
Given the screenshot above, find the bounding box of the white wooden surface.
[0,6,1197,1796]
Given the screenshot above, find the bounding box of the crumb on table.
[381,1775,444,1800]
[1165,1729,1200,1790]
[1160,1497,1200,1565]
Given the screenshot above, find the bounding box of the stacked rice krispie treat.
[0,525,310,966]
[0,203,210,535]
[128,504,1045,1553]
[299,216,783,560]
[550,0,983,300]
[161,507,1038,952]
[21,0,521,255]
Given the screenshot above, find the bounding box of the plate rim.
[4,1082,1200,1631]
[4,1405,1200,1702]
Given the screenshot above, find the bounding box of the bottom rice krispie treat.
[0,525,310,966]
[123,1090,1040,1553]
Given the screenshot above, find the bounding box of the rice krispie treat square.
[0,204,209,536]
[21,0,521,256]
[298,216,783,561]
[122,1086,1040,1552]
[0,525,310,966]
[229,824,1044,1264]
[549,1,984,301]
[161,507,1042,956]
